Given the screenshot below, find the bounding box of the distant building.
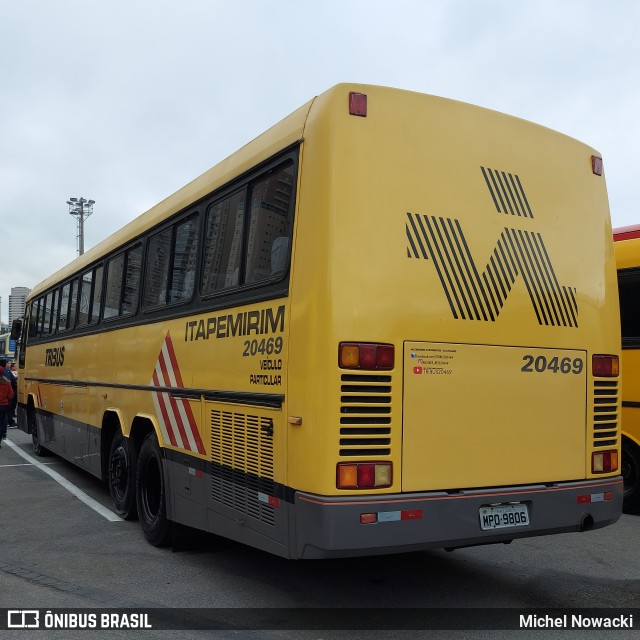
[9,287,31,324]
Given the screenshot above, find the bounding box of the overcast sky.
[1,0,638,323]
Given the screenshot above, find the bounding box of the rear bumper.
[293,477,623,559]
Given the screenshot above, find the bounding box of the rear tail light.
[339,342,394,370]
[592,354,619,377]
[337,462,392,489]
[592,450,618,474]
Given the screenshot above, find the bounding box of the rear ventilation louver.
[340,374,392,456]
[210,409,275,526]
[592,380,619,449]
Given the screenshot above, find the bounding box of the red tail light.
[592,450,618,474]
[339,342,394,370]
[592,354,619,377]
[337,462,392,489]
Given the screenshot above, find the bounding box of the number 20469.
[521,354,583,374]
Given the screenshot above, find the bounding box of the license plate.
[479,503,529,530]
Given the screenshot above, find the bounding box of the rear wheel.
[108,430,137,520]
[622,439,640,514]
[29,407,47,457]
[136,432,172,546]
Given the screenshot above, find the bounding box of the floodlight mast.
[67,197,95,256]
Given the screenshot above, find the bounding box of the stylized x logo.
[406,167,577,327]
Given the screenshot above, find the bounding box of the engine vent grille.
[339,373,392,456]
[210,409,275,525]
[592,380,619,449]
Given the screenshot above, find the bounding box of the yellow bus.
[15,84,622,558]
[613,225,640,513]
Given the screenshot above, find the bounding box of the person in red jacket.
[0,366,14,448]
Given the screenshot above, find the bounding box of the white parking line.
[3,439,122,522]
[0,461,62,468]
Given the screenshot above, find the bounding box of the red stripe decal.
[151,331,205,454]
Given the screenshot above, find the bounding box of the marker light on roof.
[592,155,603,176]
[349,92,367,117]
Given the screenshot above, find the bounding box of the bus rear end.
[287,84,622,558]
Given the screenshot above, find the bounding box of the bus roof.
[613,225,640,242]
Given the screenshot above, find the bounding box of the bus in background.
[0,332,16,361]
[613,225,640,513]
[16,84,622,558]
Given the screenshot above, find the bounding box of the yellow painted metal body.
[21,84,620,503]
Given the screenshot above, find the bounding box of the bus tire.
[136,432,172,547]
[622,438,640,514]
[29,407,47,457]
[108,430,138,520]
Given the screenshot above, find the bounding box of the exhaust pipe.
[580,513,594,532]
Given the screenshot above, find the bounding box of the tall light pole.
[67,197,95,256]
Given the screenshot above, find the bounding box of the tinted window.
[144,228,171,308]
[41,292,53,334]
[50,288,60,334]
[68,279,79,330]
[144,214,199,308]
[245,164,294,284]
[105,244,142,319]
[202,190,245,295]
[59,283,71,330]
[90,266,104,324]
[104,253,125,319]
[78,271,93,326]
[169,215,199,303]
[28,301,39,338]
[619,268,640,343]
[123,245,142,315]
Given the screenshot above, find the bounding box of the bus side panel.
[28,396,102,479]
[621,348,640,449]
[614,238,640,510]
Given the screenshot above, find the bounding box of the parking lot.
[1,428,639,639]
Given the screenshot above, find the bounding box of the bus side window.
[50,288,60,334]
[28,301,39,338]
[202,190,246,295]
[122,245,142,315]
[41,291,52,334]
[144,229,171,308]
[104,253,125,319]
[169,214,199,303]
[105,244,142,319]
[59,282,70,331]
[619,269,640,345]
[89,265,104,324]
[78,270,93,326]
[68,279,79,330]
[244,163,294,285]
